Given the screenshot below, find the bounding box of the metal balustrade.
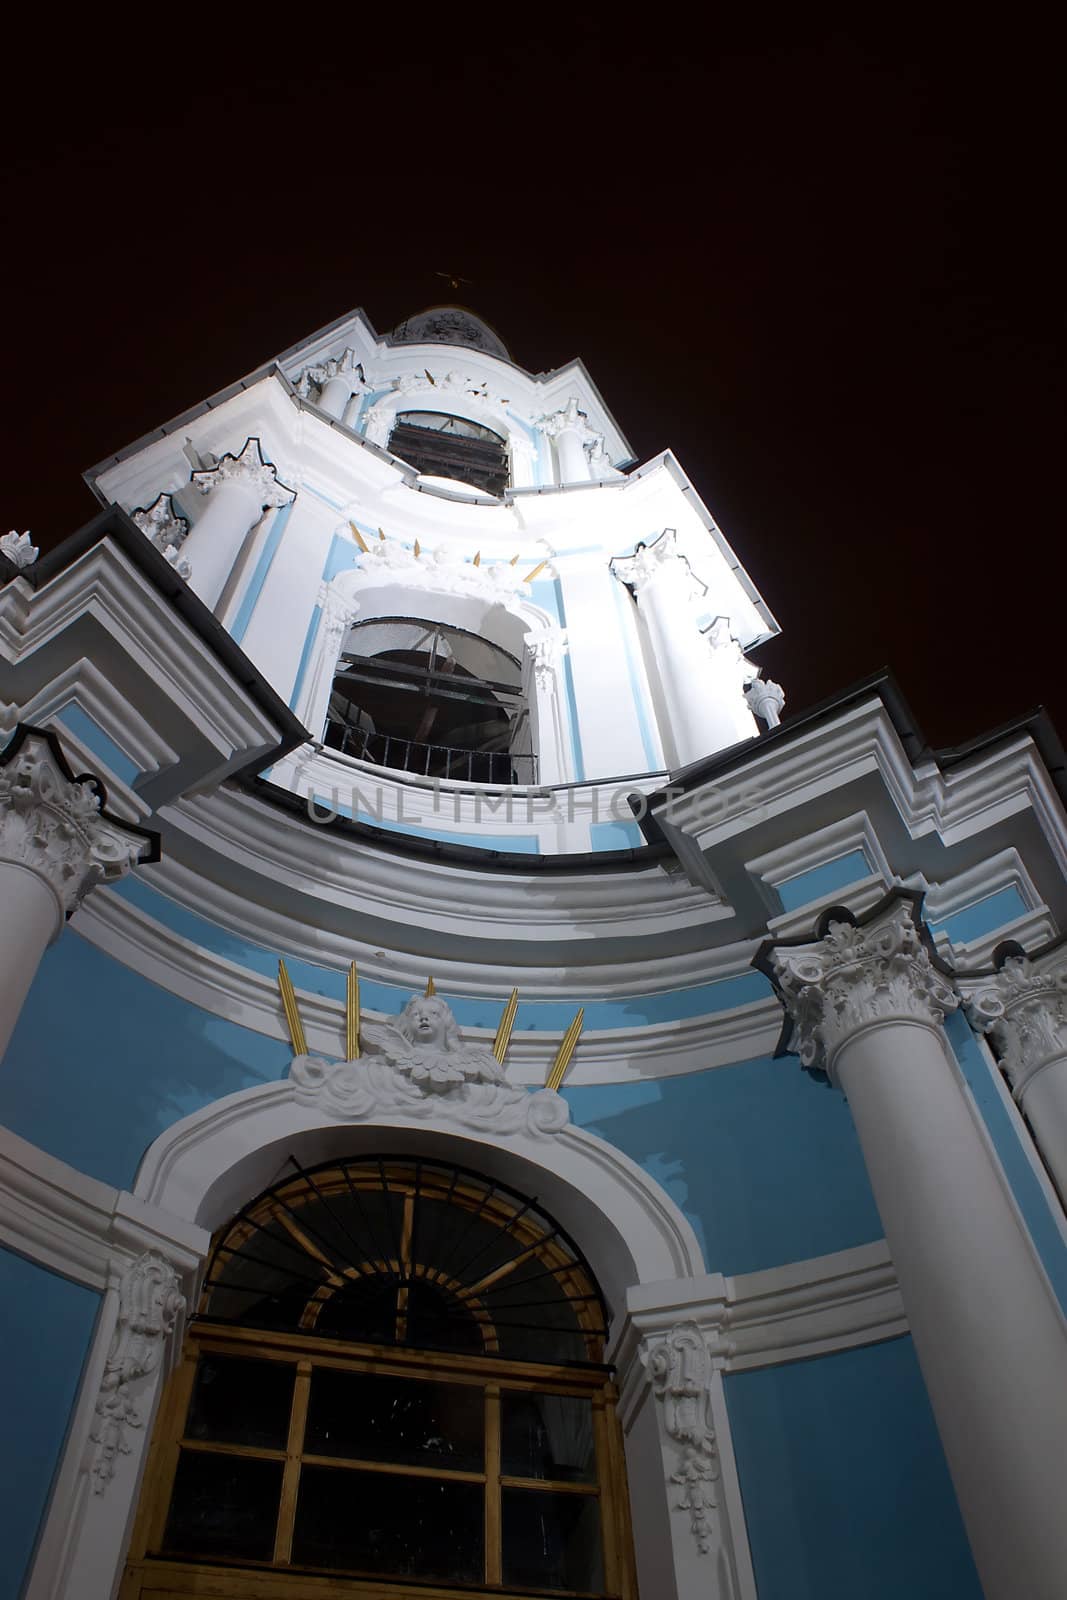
[323,716,537,787]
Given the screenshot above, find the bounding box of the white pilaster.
[614,533,758,766]
[186,439,295,612]
[0,728,153,1060]
[963,946,1067,1209]
[763,894,1067,1600]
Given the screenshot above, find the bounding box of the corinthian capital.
[0,726,156,922]
[757,892,958,1083]
[611,529,685,594]
[962,947,1067,1096]
[191,437,296,511]
[536,396,598,442]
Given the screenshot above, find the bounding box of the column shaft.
[0,863,60,1059]
[837,1017,1067,1599]
[182,479,264,611]
[1020,1061,1067,1206]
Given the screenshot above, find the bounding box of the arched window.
[388,412,510,496]
[324,617,535,784]
[121,1158,635,1599]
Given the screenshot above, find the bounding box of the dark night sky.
[4,17,1063,754]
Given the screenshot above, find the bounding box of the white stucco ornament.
[648,1321,722,1556]
[768,898,959,1083]
[288,994,570,1137]
[963,950,1067,1097]
[90,1252,185,1493]
[0,529,38,568]
[131,493,192,580]
[0,730,151,918]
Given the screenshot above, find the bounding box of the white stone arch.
[134,1078,705,1306]
[296,554,574,784]
[29,1081,712,1600]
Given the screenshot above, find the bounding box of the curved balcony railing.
[323,717,537,787]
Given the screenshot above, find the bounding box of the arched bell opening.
[324,616,535,785]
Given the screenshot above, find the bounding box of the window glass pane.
[185,1354,294,1450]
[503,1489,604,1593]
[305,1369,484,1471]
[502,1392,596,1482]
[163,1450,282,1561]
[293,1465,483,1581]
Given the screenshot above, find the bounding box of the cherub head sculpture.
[397,995,462,1052]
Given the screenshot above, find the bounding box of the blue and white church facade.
[2,305,1066,1600]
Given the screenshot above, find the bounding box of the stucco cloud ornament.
[289,994,570,1137]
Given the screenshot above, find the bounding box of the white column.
[764,894,1067,1600]
[963,947,1067,1209]
[185,439,295,612]
[614,533,758,765]
[0,728,152,1060]
[537,398,595,484]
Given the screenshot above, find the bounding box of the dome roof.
[388,305,511,362]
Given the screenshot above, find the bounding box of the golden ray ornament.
[510,553,520,566]
[493,988,519,1064]
[523,560,548,583]
[472,550,481,566]
[425,976,436,996]
[545,1009,584,1091]
[413,538,422,558]
[277,960,308,1055]
[346,961,361,1059]
[378,527,387,541]
[349,521,369,553]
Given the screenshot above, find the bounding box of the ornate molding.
[648,1321,722,1555]
[536,396,598,444]
[89,1251,185,1493]
[611,529,694,596]
[191,437,296,511]
[131,493,191,579]
[758,893,958,1082]
[963,949,1067,1097]
[288,994,570,1138]
[0,726,155,920]
[744,674,785,729]
[1,529,38,569]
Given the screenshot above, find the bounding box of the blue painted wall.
[0,1249,101,1600]
[724,1336,981,1600]
[563,1058,884,1275]
[0,934,290,1189]
[776,849,872,912]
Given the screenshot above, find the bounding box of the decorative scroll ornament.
[297,347,368,401]
[131,493,191,579]
[963,951,1067,1097]
[0,529,38,568]
[89,1252,185,1493]
[744,674,786,729]
[191,437,296,512]
[536,396,599,445]
[0,729,151,917]
[611,529,698,597]
[524,625,568,684]
[648,1321,721,1555]
[286,992,571,1138]
[766,896,959,1083]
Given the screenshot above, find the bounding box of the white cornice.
[74,884,782,1083]
[0,1127,208,1291]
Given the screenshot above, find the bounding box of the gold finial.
[425,976,436,996]
[493,988,519,1064]
[346,961,361,1059]
[523,560,548,583]
[414,538,422,558]
[545,1009,584,1091]
[472,550,481,567]
[349,521,369,553]
[277,959,308,1055]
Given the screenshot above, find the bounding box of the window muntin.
[123,1161,633,1599]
